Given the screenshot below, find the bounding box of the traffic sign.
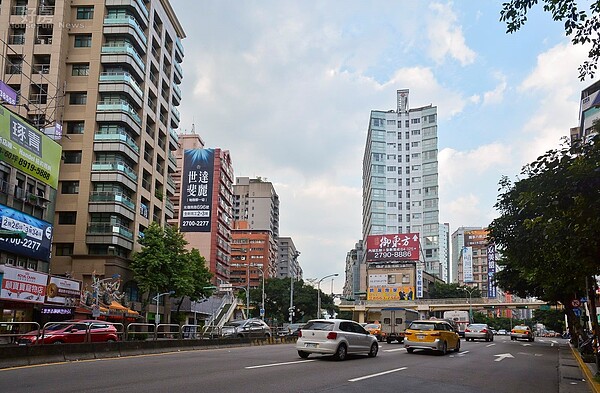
[572,299,581,308]
[260,308,265,316]
[573,308,582,317]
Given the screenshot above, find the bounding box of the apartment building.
[0,0,186,307]
[276,236,302,280]
[230,220,274,291]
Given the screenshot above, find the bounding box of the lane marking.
[486,343,496,348]
[245,360,316,369]
[349,367,408,382]
[494,353,514,362]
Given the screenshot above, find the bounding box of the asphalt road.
[0,335,586,393]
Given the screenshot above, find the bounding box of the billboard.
[0,106,62,189]
[464,229,488,247]
[462,246,473,283]
[0,204,53,261]
[367,285,415,301]
[46,276,81,306]
[487,243,497,298]
[0,265,48,304]
[366,233,420,262]
[179,149,214,232]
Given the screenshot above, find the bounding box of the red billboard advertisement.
[366,233,420,262]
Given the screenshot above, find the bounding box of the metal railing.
[0,322,40,345]
[0,321,125,345]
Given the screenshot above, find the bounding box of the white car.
[296,319,378,361]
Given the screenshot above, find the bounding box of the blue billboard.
[0,204,52,261]
[179,149,214,232]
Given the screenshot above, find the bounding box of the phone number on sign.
[373,250,414,259]
[2,237,42,251]
[182,220,209,227]
[0,146,51,181]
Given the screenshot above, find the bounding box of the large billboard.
[0,204,53,261]
[464,229,488,247]
[367,272,415,300]
[0,265,48,304]
[179,149,214,232]
[367,286,415,301]
[0,106,62,189]
[366,233,420,262]
[462,246,473,283]
[487,243,497,298]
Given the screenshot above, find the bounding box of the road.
[0,335,587,393]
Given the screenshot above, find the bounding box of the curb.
[570,344,600,393]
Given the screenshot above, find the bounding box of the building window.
[58,212,77,225]
[66,121,85,134]
[61,181,79,194]
[69,92,87,105]
[74,34,92,48]
[76,6,94,19]
[55,243,74,256]
[72,63,89,76]
[63,151,82,163]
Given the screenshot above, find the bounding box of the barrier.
[125,322,155,341]
[155,323,181,340]
[0,321,40,345]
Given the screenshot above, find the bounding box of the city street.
[0,336,587,393]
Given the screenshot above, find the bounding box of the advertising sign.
[464,229,488,247]
[367,285,415,301]
[0,81,17,106]
[416,268,423,298]
[487,243,497,298]
[366,233,420,262]
[463,246,473,283]
[0,265,48,304]
[0,106,62,189]
[0,204,53,261]
[179,149,214,232]
[46,276,81,306]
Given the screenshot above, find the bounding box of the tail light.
[326,332,338,340]
[298,330,302,338]
[481,329,488,333]
[465,329,471,332]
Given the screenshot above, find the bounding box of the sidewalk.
[561,343,600,393]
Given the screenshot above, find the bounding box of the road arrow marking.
[522,343,531,347]
[486,343,496,348]
[494,353,514,362]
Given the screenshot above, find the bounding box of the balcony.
[97,100,141,125]
[171,106,180,122]
[101,43,145,72]
[89,191,136,211]
[99,71,143,99]
[91,161,138,182]
[94,129,140,154]
[106,0,149,26]
[87,222,134,240]
[169,128,179,148]
[165,198,174,215]
[167,174,176,191]
[173,62,183,83]
[172,84,182,104]
[38,5,55,15]
[104,15,147,47]
[175,37,184,60]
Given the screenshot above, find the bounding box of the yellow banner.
[367,286,415,301]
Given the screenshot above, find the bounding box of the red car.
[17,320,119,345]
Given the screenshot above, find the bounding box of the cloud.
[482,73,507,105]
[427,2,477,66]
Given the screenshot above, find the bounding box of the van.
[380,307,420,343]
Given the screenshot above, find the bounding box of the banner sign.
[416,268,423,298]
[367,285,415,301]
[464,229,488,247]
[0,106,62,188]
[487,243,497,298]
[0,81,17,106]
[180,149,214,232]
[46,276,81,306]
[0,265,48,304]
[0,204,53,261]
[366,233,420,262]
[463,246,473,283]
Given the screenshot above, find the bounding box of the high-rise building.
[277,236,302,280]
[439,223,450,283]
[230,221,274,290]
[450,226,481,283]
[576,80,600,143]
[362,89,440,282]
[342,240,364,300]
[0,1,187,304]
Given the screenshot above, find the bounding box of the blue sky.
[170,1,590,293]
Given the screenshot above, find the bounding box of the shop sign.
[0,204,53,261]
[46,276,81,306]
[0,265,48,304]
[41,307,72,315]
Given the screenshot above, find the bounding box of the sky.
[170,1,590,294]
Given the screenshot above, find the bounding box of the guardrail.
[0,322,40,344]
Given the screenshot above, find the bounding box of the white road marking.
[522,343,532,346]
[245,360,316,369]
[348,367,408,382]
[486,343,496,348]
[383,348,407,352]
[494,353,514,362]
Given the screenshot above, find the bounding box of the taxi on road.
[404,319,460,355]
[363,322,385,342]
[510,325,534,342]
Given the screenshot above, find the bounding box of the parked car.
[221,319,272,339]
[286,323,305,337]
[17,320,119,345]
[511,325,534,342]
[465,323,494,342]
[364,322,385,342]
[296,319,378,361]
[497,329,507,335]
[404,320,460,355]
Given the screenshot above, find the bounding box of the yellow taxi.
[404,320,460,355]
[510,325,534,342]
[364,322,385,342]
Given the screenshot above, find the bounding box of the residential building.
[455,228,498,298]
[439,223,450,283]
[450,226,481,284]
[0,0,186,320]
[230,220,274,290]
[277,236,302,280]
[577,80,600,143]
[362,89,440,298]
[342,240,363,300]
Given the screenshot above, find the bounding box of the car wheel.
[334,344,347,361]
[490,335,494,342]
[406,348,414,353]
[107,339,116,343]
[368,342,378,358]
[454,339,460,352]
[529,337,534,342]
[386,338,393,344]
[264,333,271,339]
[439,341,447,356]
[298,351,309,359]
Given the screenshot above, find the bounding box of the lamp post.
[289,251,300,324]
[461,286,476,324]
[154,290,174,326]
[317,273,338,318]
[253,265,265,320]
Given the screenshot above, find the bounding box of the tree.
[430,282,481,299]
[500,0,600,80]
[488,134,600,344]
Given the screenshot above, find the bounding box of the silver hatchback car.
[296,319,378,361]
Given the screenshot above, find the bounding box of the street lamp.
[461,286,476,324]
[154,290,174,326]
[290,251,300,324]
[317,273,338,318]
[253,265,265,320]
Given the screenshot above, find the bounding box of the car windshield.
[514,326,529,330]
[44,323,70,331]
[364,324,380,329]
[469,324,487,329]
[303,321,334,331]
[409,322,438,331]
[224,321,245,327]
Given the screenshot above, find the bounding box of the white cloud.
[427,2,477,66]
[482,73,507,105]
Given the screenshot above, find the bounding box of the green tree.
[430,282,482,299]
[500,0,600,80]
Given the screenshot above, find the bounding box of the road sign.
[572,299,581,308]
[573,308,582,317]
[260,308,264,316]
[92,305,100,318]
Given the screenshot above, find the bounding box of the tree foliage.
[500,0,600,80]
[430,282,482,299]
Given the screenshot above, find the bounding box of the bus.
[443,310,470,337]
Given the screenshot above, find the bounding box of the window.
[71,63,89,76]
[76,6,94,19]
[61,181,79,194]
[69,92,87,105]
[411,118,420,124]
[411,129,421,135]
[58,212,77,224]
[63,151,82,163]
[387,120,396,125]
[66,121,84,134]
[411,142,420,148]
[55,243,74,256]
[74,34,92,48]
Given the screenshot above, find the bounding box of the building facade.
[362,89,440,298]
[230,221,274,290]
[576,80,600,143]
[276,236,302,280]
[439,223,450,283]
[342,240,363,300]
[450,226,481,284]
